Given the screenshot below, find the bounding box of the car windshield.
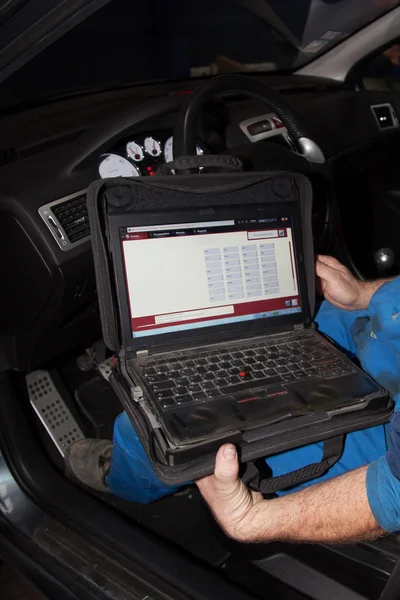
[1,0,399,109]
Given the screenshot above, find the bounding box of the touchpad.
[287,373,379,410]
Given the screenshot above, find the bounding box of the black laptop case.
[87,171,392,492]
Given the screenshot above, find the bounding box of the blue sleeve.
[353,276,400,404]
[367,454,400,533]
[363,278,400,532]
[362,277,400,533]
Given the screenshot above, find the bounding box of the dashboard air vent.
[371,103,399,131]
[39,190,89,251]
[52,194,89,242]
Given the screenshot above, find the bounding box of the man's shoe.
[65,439,113,493]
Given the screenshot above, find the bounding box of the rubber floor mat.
[75,375,122,439]
[104,485,231,568]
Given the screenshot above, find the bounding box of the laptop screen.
[119,215,302,339]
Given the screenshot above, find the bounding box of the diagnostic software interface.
[120,216,302,338]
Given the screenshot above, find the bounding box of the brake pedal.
[27,370,85,457]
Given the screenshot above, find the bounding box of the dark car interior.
[1,1,400,599]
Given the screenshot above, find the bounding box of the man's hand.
[316,255,392,311]
[196,444,263,541]
[316,255,365,311]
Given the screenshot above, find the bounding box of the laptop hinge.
[136,349,149,358]
[294,323,305,331]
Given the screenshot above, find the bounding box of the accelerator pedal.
[27,369,85,457]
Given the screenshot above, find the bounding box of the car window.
[1,0,400,110]
[362,39,400,91]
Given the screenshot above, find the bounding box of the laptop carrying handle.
[242,435,345,495]
[156,154,243,175]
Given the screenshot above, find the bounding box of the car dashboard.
[38,130,206,251]
[0,74,399,372]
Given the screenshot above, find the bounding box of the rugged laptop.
[87,172,391,487]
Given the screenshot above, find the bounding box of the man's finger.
[214,444,240,486]
[316,254,338,265]
[317,255,348,273]
[315,257,336,280]
[195,445,240,503]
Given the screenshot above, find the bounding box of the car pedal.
[97,357,114,382]
[76,340,107,372]
[27,370,85,457]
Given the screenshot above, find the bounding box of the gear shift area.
[374,247,396,278]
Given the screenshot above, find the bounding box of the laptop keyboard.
[141,333,355,410]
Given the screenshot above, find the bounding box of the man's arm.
[241,467,383,544]
[197,446,384,544]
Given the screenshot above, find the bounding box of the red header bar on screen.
[131,295,300,332]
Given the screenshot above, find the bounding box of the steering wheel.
[173,74,325,165]
[172,74,330,252]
